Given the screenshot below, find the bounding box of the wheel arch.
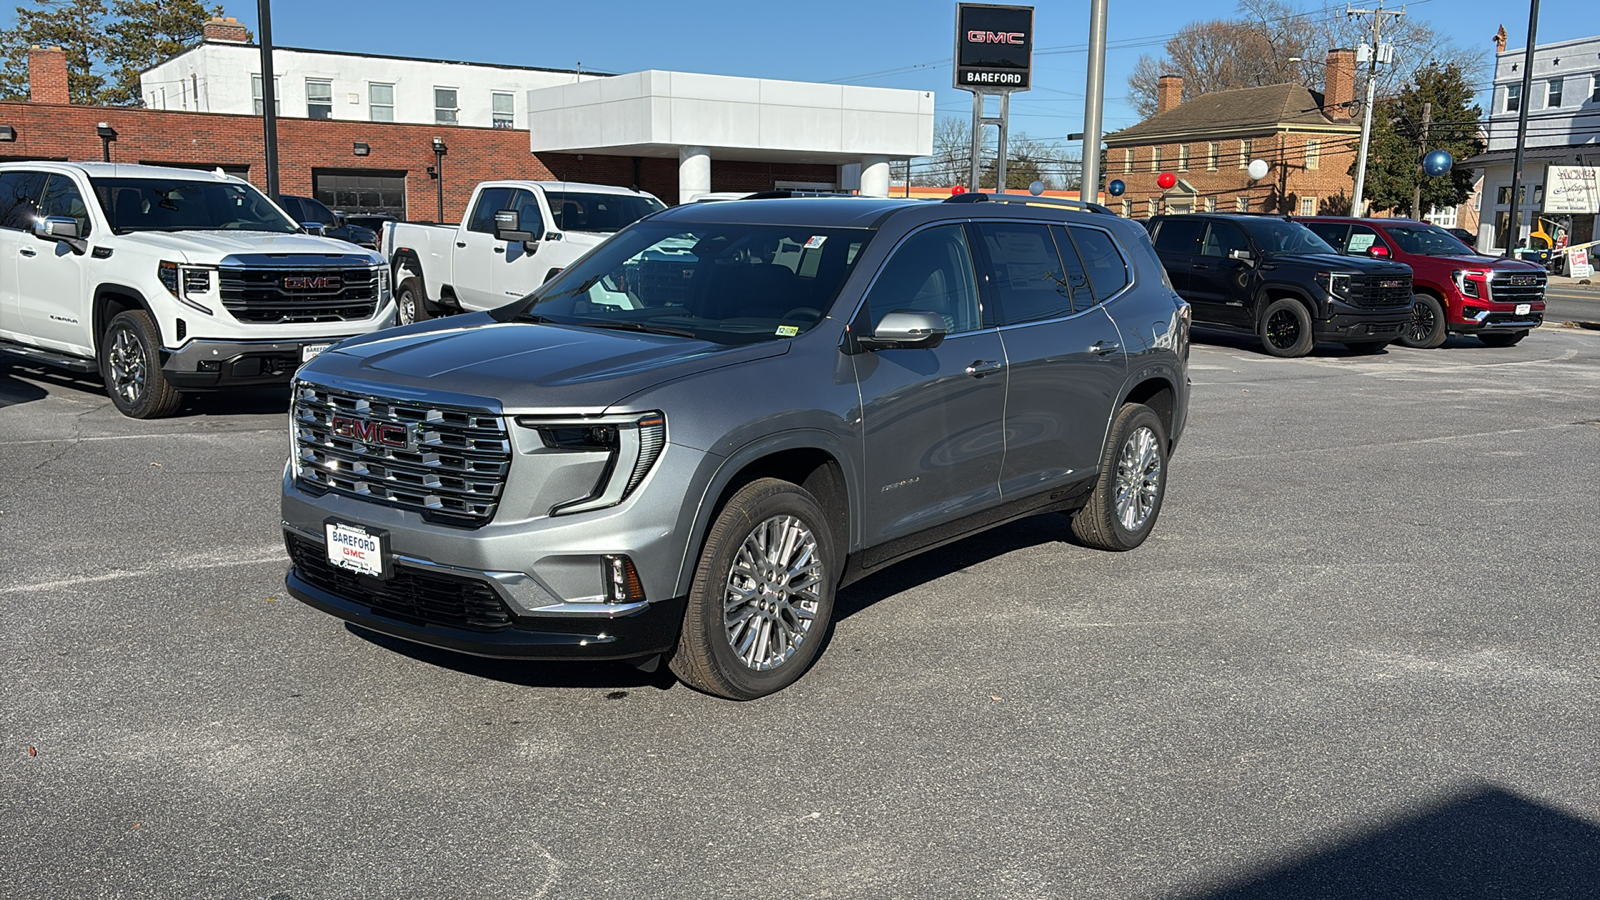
[1255,284,1316,328]
[1119,372,1179,448]
[91,284,153,354]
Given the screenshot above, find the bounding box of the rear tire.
[1397,293,1447,348]
[670,478,837,700]
[1258,297,1314,357]
[98,310,182,419]
[1479,330,1527,347]
[1071,403,1168,552]
[396,276,431,326]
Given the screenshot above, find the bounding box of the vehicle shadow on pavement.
[345,624,678,692]
[180,386,291,417]
[1170,783,1600,900]
[1189,328,1396,357]
[0,366,49,409]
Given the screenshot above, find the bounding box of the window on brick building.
[1122,148,1133,173]
[1305,140,1320,170]
[1505,83,1521,113]
[1205,196,1215,212]
[492,92,515,129]
[1178,144,1189,171]
[1237,196,1249,213]
[1546,78,1563,109]
[306,79,333,119]
[1239,139,1252,169]
[435,87,458,125]
[251,74,281,116]
[1207,142,1218,171]
[1300,197,1317,216]
[1151,146,1162,172]
[369,83,394,122]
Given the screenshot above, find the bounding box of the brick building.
[1103,50,1362,219]
[2,36,914,221]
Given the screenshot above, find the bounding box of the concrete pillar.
[837,163,862,193]
[859,155,891,198]
[678,146,710,205]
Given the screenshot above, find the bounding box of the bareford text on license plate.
[325,522,387,578]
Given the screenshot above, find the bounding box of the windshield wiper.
[580,320,699,339]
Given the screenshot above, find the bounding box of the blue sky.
[6,0,1590,148]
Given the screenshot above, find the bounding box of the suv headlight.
[287,380,304,479]
[1315,272,1351,299]
[516,412,667,515]
[1452,269,1483,298]
[378,267,392,303]
[157,260,216,315]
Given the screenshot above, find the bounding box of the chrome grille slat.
[1488,272,1546,304]
[220,265,381,323]
[294,385,510,525]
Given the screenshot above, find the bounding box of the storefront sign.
[1545,166,1600,215]
[1570,247,1592,278]
[955,4,1033,91]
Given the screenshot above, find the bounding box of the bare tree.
[911,117,1079,189]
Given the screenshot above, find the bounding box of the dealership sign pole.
[956,4,1033,194]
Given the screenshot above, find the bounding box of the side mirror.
[1228,248,1255,265]
[35,216,80,240]
[863,310,947,350]
[1366,244,1391,258]
[301,221,326,236]
[494,208,540,246]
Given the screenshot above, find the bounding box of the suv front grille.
[287,535,513,630]
[1489,271,1546,304]
[293,384,511,526]
[220,266,380,323]
[1346,273,1413,308]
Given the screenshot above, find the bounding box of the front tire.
[1071,403,1168,552]
[99,310,181,419]
[396,277,431,326]
[1258,297,1314,357]
[1397,293,1447,348]
[1479,330,1527,347]
[670,478,837,700]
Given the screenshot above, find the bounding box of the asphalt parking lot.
[3,321,1598,899]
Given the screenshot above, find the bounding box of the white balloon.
[1247,159,1270,181]
[1029,180,1045,196]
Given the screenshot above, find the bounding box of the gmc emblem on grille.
[1380,280,1402,289]
[283,275,343,291]
[330,415,412,449]
[1510,275,1537,286]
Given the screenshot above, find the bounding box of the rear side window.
[975,221,1086,325]
[1153,218,1204,255]
[865,224,982,334]
[1305,222,1348,251]
[467,186,515,233]
[0,170,47,230]
[1068,226,1131,304]
[1347,224,1384,254]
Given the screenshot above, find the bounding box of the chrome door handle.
[1091,341,1121,356]
[965,360,1003,377]
[19,247,36,257]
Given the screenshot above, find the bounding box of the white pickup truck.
[0,162,393,418]
[382,181,665,323]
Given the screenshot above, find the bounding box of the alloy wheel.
[1406,302,1436,344]
[723,514,823,672]
[1265,309,1301,351]
[107,326,146,405]
[1114,425,1162,532]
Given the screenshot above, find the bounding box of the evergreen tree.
[1353,63,1486,217]
[105,0,228,106]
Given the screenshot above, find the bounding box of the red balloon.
[1157,172,1177,190]
[951,185,967,195]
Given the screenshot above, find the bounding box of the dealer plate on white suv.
[326,521,387,578]
[301,342,334,363]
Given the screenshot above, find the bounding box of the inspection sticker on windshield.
[775,325,800,337]
[804,235,828,249]
[326,521,388,579]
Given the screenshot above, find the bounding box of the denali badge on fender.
[329,415,412,450]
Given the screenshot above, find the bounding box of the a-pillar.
[678,146,710,205]
[859,155,891,198]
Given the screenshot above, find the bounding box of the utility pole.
[1411,100,1432,218]
[1505,0,1540,258]
[1348,0,1404,217]
[1080,0,1108,204]
[257,0,280,198]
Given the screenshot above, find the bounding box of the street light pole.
[1079,0,1108,204]
[1349,0,1404,216]
[257,0,280,198]
[1504,0,1541,258]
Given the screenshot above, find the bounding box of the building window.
[1178,144,1190,171]
[434,87,458,125]
[1547,78,1563,109]
[1205,196,1216,213]
[1305,139,1320,170]
[1239,139,1252,169]
[1237,196,1249,213]
[1427,205,1458,228]
[306,79,333,119]
[1534,184,1544,205]
[1300,197,1317,216]
[1593,74,1600,104]
[1496,185,1512,205]
[1122,148,1133,174]
[1151,146,1162,172]
[492,92,514,129]
[1207,142,1218,171]
[369,82,394,122]
[251,74,280,115]
[1505,83,1521,113]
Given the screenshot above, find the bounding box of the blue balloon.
[1108,179,1126,196]
[1423,149,1453,177]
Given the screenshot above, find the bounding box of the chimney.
[1324,49,1356,119]
[29,45,69,104]
[202,16,249,43]
[1157,75,1183,114]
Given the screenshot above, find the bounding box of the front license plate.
[325,521,388,579]
[1515,303,1531,316]
[301,342,333,363]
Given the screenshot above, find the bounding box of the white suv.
[0,162,393,417]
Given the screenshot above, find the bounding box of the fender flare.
[1255,283,1317,327]
[91,284,154,353]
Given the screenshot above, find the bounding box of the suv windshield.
[545,191,666,233]
[1245,219,1338,256]
[1383,223,1478,256]
[503,222,873,344]
[92,178,299,234]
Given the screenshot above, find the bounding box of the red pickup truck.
[1301,217,1546,348]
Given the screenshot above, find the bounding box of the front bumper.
[162,338,360,388]
[1452,307,1545,334]
[1316,306,1411,342]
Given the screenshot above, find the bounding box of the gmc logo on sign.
[968,31,1026,43]
[283,275,343,291]
[330,416,412,450]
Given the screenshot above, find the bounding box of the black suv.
[1147,214,1414,357]
[277,194,379,249]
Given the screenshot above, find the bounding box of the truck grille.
[293,384,511,526]
[287,534,513,630]
[220,266,380,323]
[1488,271,1546,304]
[1346,273,1413,308]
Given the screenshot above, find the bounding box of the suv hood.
[1446,255,1545,273]
[112,230,379,264]
[303,313,791,411]
[1269,252,1411,276]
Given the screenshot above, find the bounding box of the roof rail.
[739,189,861,200]
[941,192,1115,216]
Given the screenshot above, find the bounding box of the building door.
[313,171,407,219]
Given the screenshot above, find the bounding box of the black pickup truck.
[1147,213,1414,357]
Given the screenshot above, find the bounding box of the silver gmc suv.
[282,194,1191,699]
